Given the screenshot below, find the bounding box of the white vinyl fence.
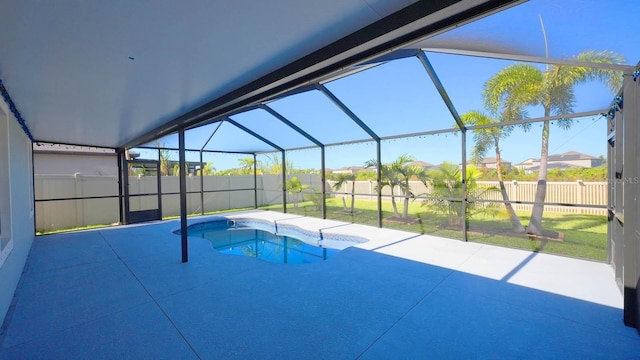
[35,174,606,232]
[35,173,323,232]
[328,180,608,215]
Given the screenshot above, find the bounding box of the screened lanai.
[2,0,640,353]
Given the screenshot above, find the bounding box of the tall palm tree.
[332,173,356,213]
[461,111,525,233]
[484,51,624,235]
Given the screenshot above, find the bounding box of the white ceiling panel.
[0,0,417,148]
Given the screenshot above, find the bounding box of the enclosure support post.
[117,149,125,225]
[121,149,130,225]
[282,150,287,213]
[417,51,468,240]
[179,129,188,263]
[376,140,382,228]
[321,145,327,219]
[622,71,639,329]
[461,131,468,242]
[253,153,258,209]
[199,151,204,215]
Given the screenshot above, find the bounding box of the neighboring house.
[331,166,365,174]
[33,143,118,176]
[409,160,437,171]
[516,151,603,172]
[458,157,512,171]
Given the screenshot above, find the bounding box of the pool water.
[191,227,339,264]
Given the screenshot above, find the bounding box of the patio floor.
[1,210,638,359]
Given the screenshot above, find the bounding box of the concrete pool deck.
[1,210,638,359]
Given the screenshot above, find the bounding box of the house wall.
[552,159,592,168]
[0,98,35,325]
[34,152,118,176]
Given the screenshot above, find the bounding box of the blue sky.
[138,0,639,172]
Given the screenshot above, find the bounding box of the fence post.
[576,180,583,214]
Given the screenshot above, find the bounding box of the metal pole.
[376,140,382,228]
[254,153,258,209]
[122,150,130,224]
[116,150,124,225]
[200,150,204,215]
[461,131,468,242]
[321,145,327,219]
[156,159,162,219]
[622,72,638,327]
[179,129,188,263]
[282,150,287,213]
[31,142,37,234]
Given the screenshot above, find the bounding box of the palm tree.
[364,159,402,218]
[332,173,356,213]
[154,141,170,176]
[484,50,624,235]
[261,154,294,175]
[197,162,215,176]
[423,162,499,227]
[461,111,526,233]
[238,157,256,175]
[285,176,308,208]
[395,155,429,219]
[365,154,429,220]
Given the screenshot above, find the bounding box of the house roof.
[517,151,599,165]
[525,162,582,171]
[409,160,436,168]
[548,151,599,161]
[478,157,511,165]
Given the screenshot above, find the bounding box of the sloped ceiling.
[0,0,516,149]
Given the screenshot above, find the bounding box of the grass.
[280,197,607,262]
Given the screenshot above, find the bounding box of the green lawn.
[280,197,608,262]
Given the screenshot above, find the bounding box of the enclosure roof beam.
[466,109,608,131]
[260,105,324,148]
[317,84,380,141]
[416,51,466,131]
[200,121,223,151]
[135,144,259,155]
[422,48,635,72]
[225,118,284,152]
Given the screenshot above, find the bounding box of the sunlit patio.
[1,211,638,359]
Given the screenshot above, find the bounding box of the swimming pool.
[182,217,368,264]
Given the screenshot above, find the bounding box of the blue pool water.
[188,225,339,264]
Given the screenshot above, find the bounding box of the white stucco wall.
[0,98,35,324]
[34,152,118,176]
